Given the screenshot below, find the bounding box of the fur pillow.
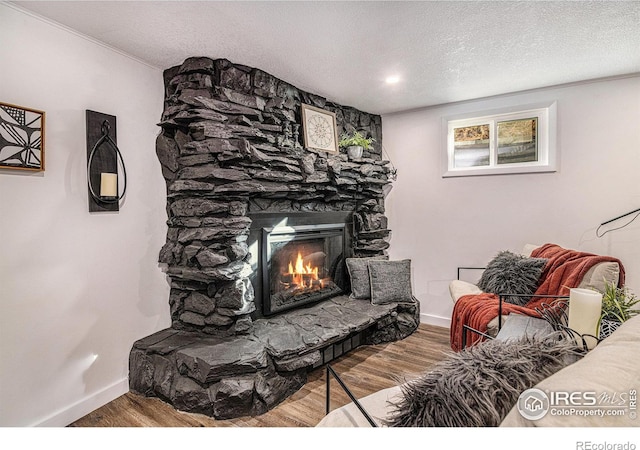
[385,334,582,427]
[477,250,547,305]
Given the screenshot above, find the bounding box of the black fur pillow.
[476,251,547,306]
[385,334,582,427]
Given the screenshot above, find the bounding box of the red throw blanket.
[450,243,625,351]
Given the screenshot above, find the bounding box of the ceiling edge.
[4,1,163,71]
[383,72,640,117]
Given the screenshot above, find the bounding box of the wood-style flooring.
[69,323,450,427]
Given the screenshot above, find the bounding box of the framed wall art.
[301,103,338,154]
[0,102,46,171]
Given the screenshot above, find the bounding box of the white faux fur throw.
[385,334,582,427]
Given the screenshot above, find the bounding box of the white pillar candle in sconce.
[100,173,118,198]
[568,288,602,350]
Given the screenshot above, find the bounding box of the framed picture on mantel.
[0,102,45,171]
[301,103,338,154]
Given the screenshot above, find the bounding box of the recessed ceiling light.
[385,75,400,84]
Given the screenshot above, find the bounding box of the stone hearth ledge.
[129,295,419,419]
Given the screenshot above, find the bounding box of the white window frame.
[442,101,557,177]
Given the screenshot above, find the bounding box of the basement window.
[442,102,557,177]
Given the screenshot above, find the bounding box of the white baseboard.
[33,377,129,427]
[420,312,451,329]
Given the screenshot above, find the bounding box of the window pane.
[453,124,490,167]
[497,118,537,165]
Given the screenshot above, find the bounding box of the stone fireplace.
[128,57,419,419]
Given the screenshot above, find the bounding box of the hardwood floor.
[69,323,451,427]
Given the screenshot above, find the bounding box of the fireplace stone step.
[176,337,269,384]
[129,295,419,419]
[254,296,401,359]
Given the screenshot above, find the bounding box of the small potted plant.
[338,131,375,160]
[598,281,639,339]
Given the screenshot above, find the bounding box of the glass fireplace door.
[262,224,345,315]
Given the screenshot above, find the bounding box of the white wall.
[383,76,640,327]
[0,5,169,426]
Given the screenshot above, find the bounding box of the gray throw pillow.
[477,250,547,306]
[368,259,413,305]
[346,256,388,299]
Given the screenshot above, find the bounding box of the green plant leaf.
[338,131,375,150]
[600,280,638,322]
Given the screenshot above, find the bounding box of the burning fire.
[287,252,321,289]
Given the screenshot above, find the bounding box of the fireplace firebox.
[262,223,346,315]
[248,212,352,317]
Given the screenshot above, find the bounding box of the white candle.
[568,288,602,350]
[100,173,118,198]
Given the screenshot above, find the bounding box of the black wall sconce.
[86,110,127,212]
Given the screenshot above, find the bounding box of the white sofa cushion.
[316,385,403,427]
[578,261,620,293]
[500,314,640,427]
[449,279,482,303]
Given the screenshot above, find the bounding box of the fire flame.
[287,252,319,288]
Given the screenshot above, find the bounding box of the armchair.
[449,243,624,351]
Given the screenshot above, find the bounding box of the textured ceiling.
[11,1,640,114]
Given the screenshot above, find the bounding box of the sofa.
[316,312,640,427]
